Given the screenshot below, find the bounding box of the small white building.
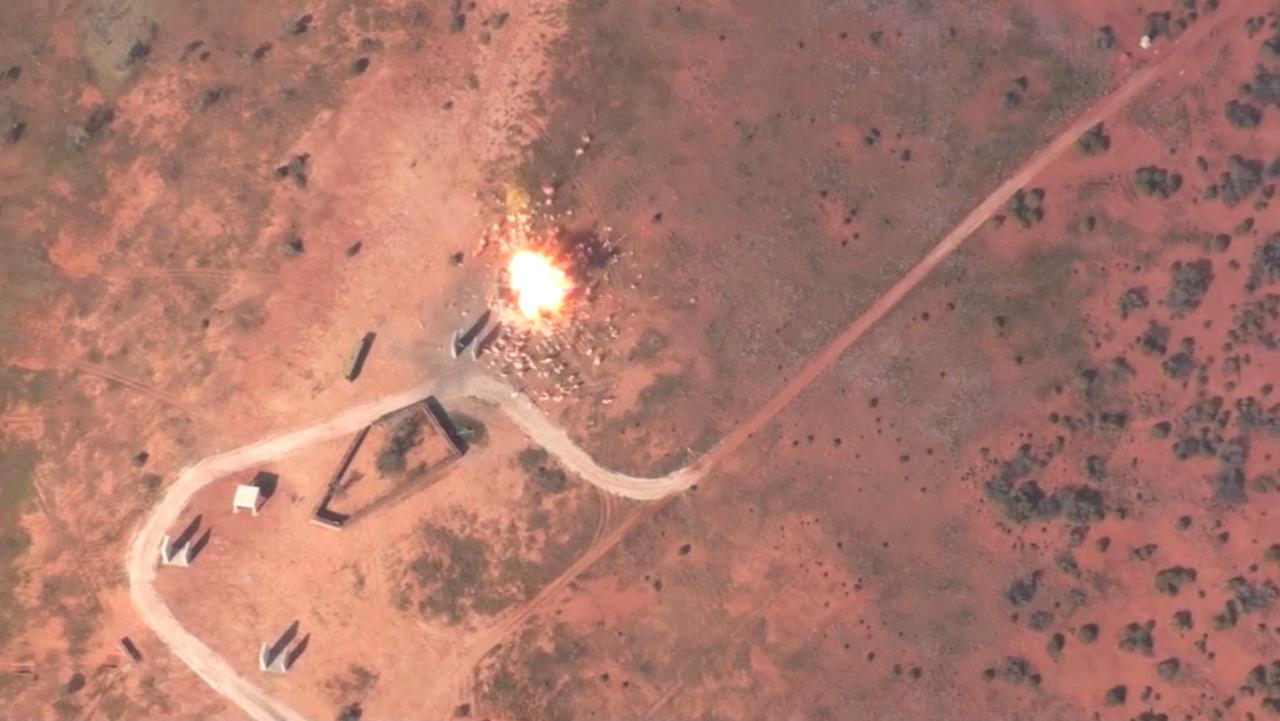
[233,484,262,515]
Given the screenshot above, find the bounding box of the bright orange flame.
[508,250,572,320]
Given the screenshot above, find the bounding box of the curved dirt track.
[126,372,699,721]
[127,8,1241,720]
[460,373,702,499]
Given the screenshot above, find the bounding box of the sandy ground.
[4,0,1278,720]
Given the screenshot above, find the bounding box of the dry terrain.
[3,1,1279,721]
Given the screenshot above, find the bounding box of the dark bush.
[1252,234,1280,287]
[1154,567,1197,596]
[1226,99,1264,128]
[1171,610,1193,632]
[1077,122,1111,155]
[1005,570,1042,606]
[1057,485,1105,523]
[1118,286,1149,318]
[376,414,424,476]
[1166,259,1214,316]
[1104,684,1128,706]
[1162,351,1195,379]
[1140,321,1170,355]
[1078,623,1099,644]
[1118,621,1155,655]
[1006,188,1046,228]
[518,447,568,494]
[1134,166,1182,199]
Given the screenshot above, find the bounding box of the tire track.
[76,364,212,427]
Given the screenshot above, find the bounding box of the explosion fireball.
[508,249,572,320]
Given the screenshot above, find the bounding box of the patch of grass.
[0,242,65,356]
[376,413,424,477]
[518,447,568,495]
[1076,122,1110,155]
[627,328,668,362]
[413,524,499,624]
[449,412,488,447]
[0,440,36,645]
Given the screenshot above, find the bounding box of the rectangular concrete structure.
[311,396,467,531]
[451,309,491,360]
[159,535,191,567]
[471,322,501,360]
[258,643,290,674]
[232,484,261,515]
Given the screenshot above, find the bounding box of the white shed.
[233,484,262,515]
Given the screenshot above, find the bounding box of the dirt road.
[126,7,1239,720]
[125,371,699,721]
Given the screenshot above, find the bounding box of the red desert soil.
[3,1,1280,721]
[155,404,614,721]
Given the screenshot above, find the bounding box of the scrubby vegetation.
[1225,99,1263,128]
[1104,685,1128,706]
[1155,657,1181,680]
[403,487,598,625]
[1134,166,1183,199]
[1118,287,1149,318]
[376,414,424,476]
[1204,155,1265,207]
[1154,566,1198,596]
[984,656,1041,687]
[0,440,36,646]
[1119,621,1155,656]
[1078,623,1099,644]
[1166,259,1214,316]
[1077,122,1110,155]
[1250,234,1280,288]
[1006,188,1046,228]
[518,447,569,495]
